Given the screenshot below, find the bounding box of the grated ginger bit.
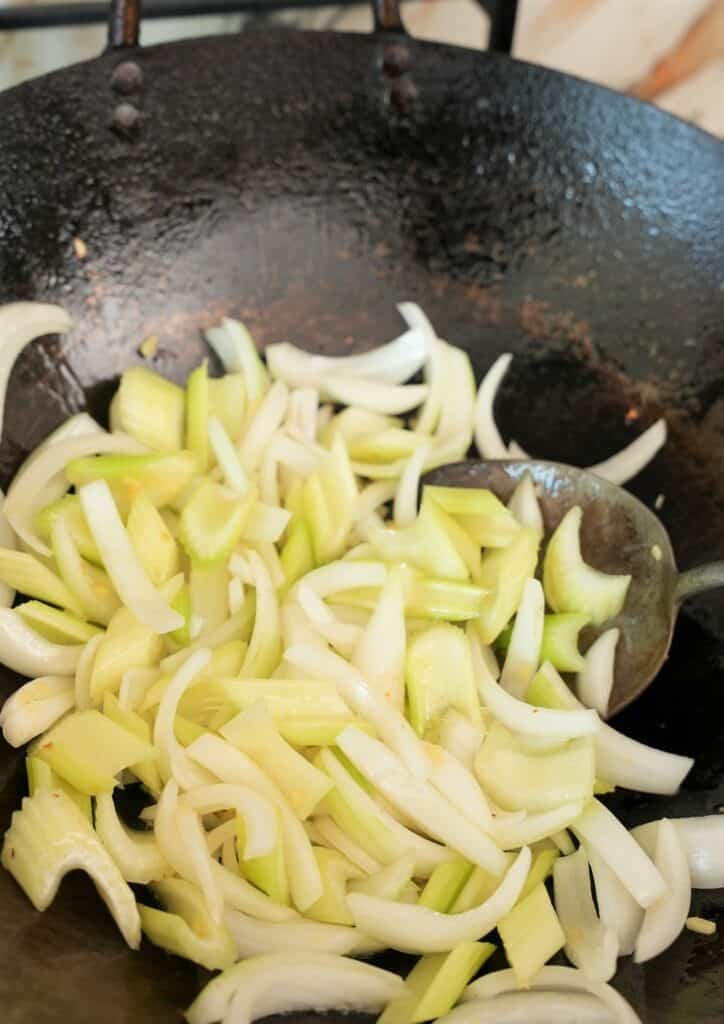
[686,917,717,936]
[138,335,159,359]
[651,544,663,561]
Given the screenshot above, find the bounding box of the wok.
[0,1,723,1020]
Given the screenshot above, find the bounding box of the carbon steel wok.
[0,0,723,1020]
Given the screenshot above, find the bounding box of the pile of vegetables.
[0,300,719,1024]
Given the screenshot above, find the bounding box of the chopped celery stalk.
[337,576,485,622]
[208,415,249,493]
[303,434,357,565]
[242,501,291,545]
[371,497,470,583]
[126,491,179,585]
[221,678,350,718]
[220,704,332,819]
[186,361,210,472]
[95,792,168,883]
[543,506,631,624]
[175,714,207,746]
[0,548,84,617]
[50,514,121,626]
[540,613,589,672]
[417,860,474,911]
[205,318,269,401]
[477,526,540,643]
[425,485,520,549]
[16,601,100,644]
[26,755,92,822]
[141,878,236,970]
[498,881,565,987]
[305,847,363,926]
[379,942,495,1024]
[450,866,499,913]
[179,480,255,565]
[474,720,595,812]
[34,495,101,564]
[208,373,246,441]
[89,604,164,703]
[518,847,560,903]
[405,624,482,737]
[190,561,231,634]
[349,854,415,901]
[526,661,578,710]
[114,366,185,451]
[102,692,163,796]
[237,811,291,907]
[499,577,544,699]
[170,585,192,646]
[1,788,140,947]
[279,517,316,590]
[66,451,198,509]
[276,716,372,747]
[241,550,281,678]
[348,428,421,463]
[35,708,158,794]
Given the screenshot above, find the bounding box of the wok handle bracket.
[372,0,406,34]
[108,0,142,48]
[372,0,518,51]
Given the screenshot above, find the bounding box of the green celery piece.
[221,678,349,717]
[113,366,185,452]
[16,601,101,644]
[497,882,565,987]
[237,810,290,906]
[518,848,560,903]
[169,585,193,646]
[543,506,631,625]
[526,662,579,711]
[449,865,500,913]
[126,491,179,585]
[540,613,589,672]
[378,943,495,1024]
[348,428,420,463]
[66,451,198,509]
[179,480,255,565]
[208,374,246,442]
[102,692,162,796]
[174,714,207,747]
[279,516,316,591]
[276,716,374,747]
[334,576,485,622]
[417,860,473,912]
[186,361,210,472]
[34,495,101,564]
[305,847,362,926]
[26,755,92,823]
[405,623,482,737]
[425,485,520,549]
[474,719,594,813]
[89,605,164,703]
[1,788,140,948]
[303,435,357,565]
[35,708,158,795]
[0,548,84,617]
[143,878,236,970]
[371,497,470,583]
[477,526,540,644]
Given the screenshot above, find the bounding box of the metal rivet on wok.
[112,61,144,95]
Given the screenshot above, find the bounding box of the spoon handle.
[676,561,724,603]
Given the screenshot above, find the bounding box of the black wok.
[0,1,723,1020]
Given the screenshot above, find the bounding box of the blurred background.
[1,0,723,137]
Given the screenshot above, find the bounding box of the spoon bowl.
[425,459,724,718]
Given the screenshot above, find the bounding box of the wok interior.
[0,28,723,1022]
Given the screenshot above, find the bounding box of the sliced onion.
[474,353,513,458]
[587,844,643,956]
[507,472,543,533]
[636,816,724,889]
[492,801,585,850]
[354,481,397,524]
[351,569,406,709]
[0,608,83,677]
[577,628,619,716]
[463,966,641,1024]
[285,388,319,443]
[437,992,615,1024]
[0,490,17,607]
[181,784,277,861]
[211,860,298,923]
[632,819,691,963]
[553,846,619,981]
[414,338,447,436]
[268,433,321,476]
[267,330,427,390]
[295,583,362,657]
[594,724,693,795]
[241,550,281,678]
[294,561,386,600]
[346,847,530,954]
[4,431,145,556]
[437,708,485,772]
[208,416,249,493]
[224,909,380,958]
[240,380,289,472]
[0,674,74,747]
[393,439,431,528]
[424,741,494,831]
[435,345,476,446]
[312,815,382,876]
[588,419,667,485]
[499,577,545,698]
[322,376,428,416]
[154,648,214,789]
[74,632,103,711]
[95,792,169,885]
[206,819,238,856]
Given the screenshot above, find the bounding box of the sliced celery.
[348,428,421,463]
[174,714,207,746]
[241,550,281,678]
[26,755,92,823]
[450,865,499,913]
[141,878,236,970]
[540,613,589,672]
[180,480,255,565]
[50,514,121,626]
[305,847,363,926]
[526,661,578,711]
[35,708,158,794]
[382,942,495,1024]
[102,692,163,796]
[303,435,357,565]
[208,373,246,441]
[497,881,565,987]
[543,506,631,625]
[477,526,540,643]
[336,575,485,622]
[474,720,595,812]
[189,561,231,634]
[126,491,179,585]
[1,788,140,947]
[186,361,210,472]
[237,810,291,906]
[371,497,470,583]
[425,485,520,548]
[66,451,198,509]
[221,678,349,718]
[113,366,185,452]
[518,847,560,903]
[16,601,100,644]
[169,585,192,646]
[34,495,101,564]
[405,623,481,737]
[276,716,372,747]
[418,859,474,912]
[279,517,316,591]
[89,605,164,703]
[0,548,84,617]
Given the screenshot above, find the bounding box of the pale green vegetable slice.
[16,601,101,643]
[0,548,84,617]
[208,414,249,493]
[25,754,92,822]
[224,907,377,958]
[35,494,101,564]
[208,373,246,441]
[102,691,163,796]
[349,854,415,901]
[279,516,315,589]
[237,810,290,906]
[51,514,121,627]
[405,623,482,737]
[140,878,236,970]
[450,865,500,914]
[0,607,84,677]
[303,434,358,565]
[371,494,470,583]
[498,881,565,987]
[1,788,140,947]
[221,677,349,718]
[305,847,364,926]
[67,451,198,509]
[540,613,589,672]
[185,361,210,472]
[543,506,631,624]
[379,942,495,1024]
[113,366,185,451]
[89,603,164,703]
[126,491,180,585]
[477,525,540,643]
[425,485,520,548]
[518,847,559,902]
[180,480,256,565]
[95,792,168,883]
[417,860,473,912]
[206,319,269,402]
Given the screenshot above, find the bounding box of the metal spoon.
[425,458,724,719]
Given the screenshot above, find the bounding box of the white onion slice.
[436,992,615,1024]
[0,674,74,747]
[474,353,513,458]
[577,628,619,716]
[424,741,494,831]
[632,819,691,963]
[507,472,543,532]
[208,416,249,493]
[0,608,83,677]
[351,570,406,709]
[393,439,431,527]
[292,560,386,600]
[634,816,724,889]
[0,302,72,441]
[587,844,644,957]
[154,648,214,790]
[499,577,545,698]
[95,792,169,885]
[240,380,289,472]
[588,419,667,485]
[267,433,321,476]
[284,388,319,443]
[492,801,585,850]
[312,816,382,875]
[553,846,619,981]
[294,584,362,657]
[354,481,397,524]
[267,329,427,388]
[346,847,529,954]
[181,784,276,861]
[211,860,298,923]
[463,966,641,1024]
[224,909,380,958]
[414,338,447,436]
[0,490,17,607]
[74,632,103,711]
[438,708,485,771]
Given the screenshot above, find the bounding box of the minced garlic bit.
[654,493,665,510]
[72,237,87,260]
[138,335,159,359]
[651,544,662,561]
[686,916,717,936]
